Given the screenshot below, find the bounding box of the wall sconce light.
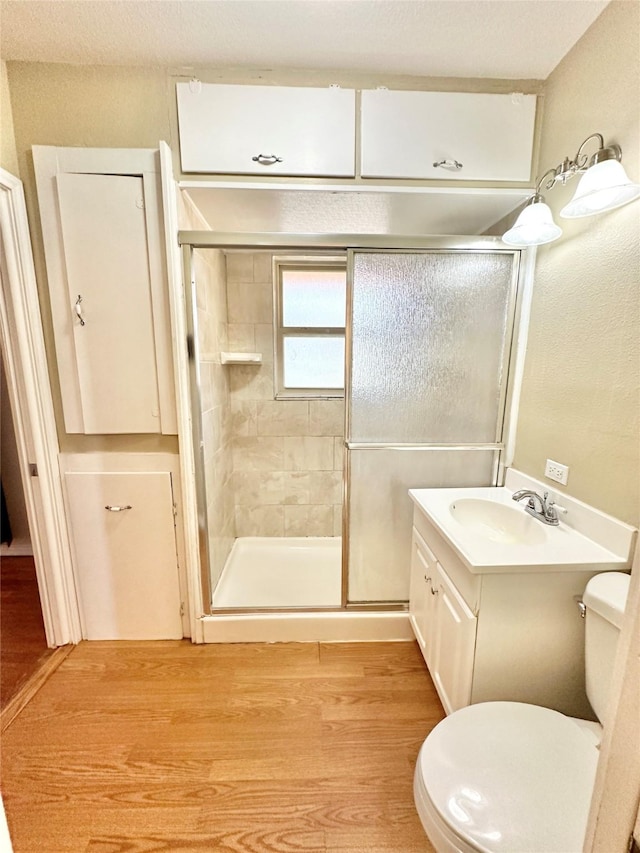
[502,133,640,247]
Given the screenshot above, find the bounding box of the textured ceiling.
[0,0,609,80]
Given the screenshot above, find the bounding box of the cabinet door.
[409,529,438,663]
[56,173,161,433]
[177,83,356,176]
[33,146,177,435]
[65,472,183,640]
[432,562,477,714]
[361,90,536,181]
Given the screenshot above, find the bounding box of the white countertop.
[409,486,631,574]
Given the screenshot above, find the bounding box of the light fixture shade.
[502,200,562,247]
[560,159,640,218]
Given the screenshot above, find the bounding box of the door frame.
[0,168,82,646]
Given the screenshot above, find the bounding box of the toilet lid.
[417,702,599,853]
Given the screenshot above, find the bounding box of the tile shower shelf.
[220,352,263,365]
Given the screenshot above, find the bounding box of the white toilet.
[413,571,630,853]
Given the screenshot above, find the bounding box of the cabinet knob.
[252,154,283,166]
[433,159,463,171]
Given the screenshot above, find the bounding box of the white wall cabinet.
[176,83,356,176]
[33,147,177,435]
[64,470,183,640]
[361,90,537,181]
[410,507,601,719]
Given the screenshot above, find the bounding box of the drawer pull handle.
[105,505,132,512]
[424,575,431,584]
[430,586,439,596]
[433,159,463,171]
[75,295,86,326]
[252,154,283,166]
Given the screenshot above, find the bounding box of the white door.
[33,146,177,436]
[432,562,477,714]
[361,90,537,181]
[409,528,440,666]
[65,471,183,640]
[56,173,161,433]
[176,83,356,176]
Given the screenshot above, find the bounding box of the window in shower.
[273,256,347,399]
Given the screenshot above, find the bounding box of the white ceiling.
[0,0,609,80]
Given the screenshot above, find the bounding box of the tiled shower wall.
[226,252,345,538]
[193,249,235,588]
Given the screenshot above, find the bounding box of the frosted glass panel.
[283,336,345,388]
[349,252,515,443]
[282,269,346,327]
[347,448,497,602]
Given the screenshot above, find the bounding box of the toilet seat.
[414,702,599,853]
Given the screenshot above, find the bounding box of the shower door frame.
[178,231,531,621]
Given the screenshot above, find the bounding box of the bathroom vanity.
[408,474,635,718]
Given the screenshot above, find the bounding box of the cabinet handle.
[424,575,431,584]
[433,159,463,171]
[252,154,283,166]
[105,505,132,512]
[430,586,439,596]
[74,294,86,326]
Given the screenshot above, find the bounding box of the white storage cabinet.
[410,507,601,719]
[33,146,177,436]
[64,470,183,640]
[177,83,356,177]
[361,90,537,181]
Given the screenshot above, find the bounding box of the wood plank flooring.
[1,556,53,708]
[1,640,444,852]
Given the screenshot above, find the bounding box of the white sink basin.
[408,485,633,574]
[449,497,547,545]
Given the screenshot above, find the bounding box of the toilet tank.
[583,571,630,724]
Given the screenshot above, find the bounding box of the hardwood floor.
[0,556,53,708]
[1,639,444,852]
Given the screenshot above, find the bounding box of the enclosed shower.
[186,241,520,614]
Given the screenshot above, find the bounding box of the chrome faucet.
[512,489,561,526]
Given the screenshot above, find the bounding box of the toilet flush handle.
[574,595,586,618]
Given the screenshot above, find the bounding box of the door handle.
[105,505,132,512]
[74,295,86,326]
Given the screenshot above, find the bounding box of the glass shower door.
[345,250,518,604]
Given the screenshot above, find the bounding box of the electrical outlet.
[545,459,569,485]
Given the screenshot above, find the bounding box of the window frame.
[273,254,347,400]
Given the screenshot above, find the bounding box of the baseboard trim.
[0,540,33,557]
[1,644,73,732]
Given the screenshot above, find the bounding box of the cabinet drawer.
[361,90,536,181]
[177,83,356,176]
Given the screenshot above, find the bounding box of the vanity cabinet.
[360,90,537,181]
[410,507,600,719]
[176,82,356,176]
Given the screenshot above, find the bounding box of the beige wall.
[0,61,18,174]
[513,1,640,527]
[226,252,344,538]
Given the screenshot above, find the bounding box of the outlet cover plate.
[545,459,569,485]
